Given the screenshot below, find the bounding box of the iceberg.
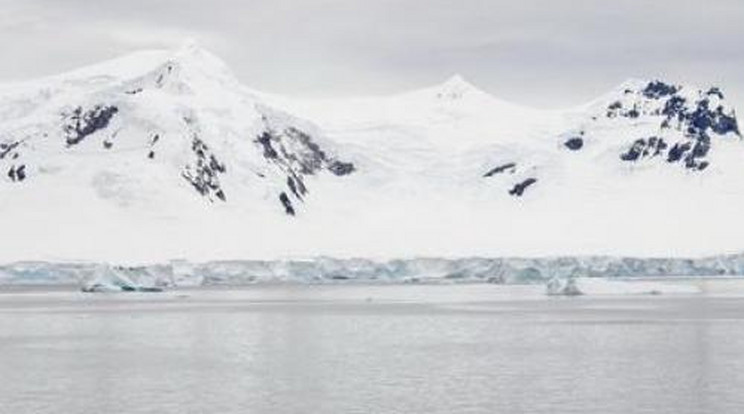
[546,277,584,296]
[81,265,163,293]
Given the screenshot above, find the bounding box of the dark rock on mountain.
[603,80,740,172]
[287,176,305,200]
[255,125,354,178]
[182,136,227,202]
[63,105,119,146]
[255,115,355,215]
[662,96,686,120]
[509,178,537,197]
[620,137,668,162]
[0,141,20,160]
[564,137,584,151]
[279,192,295,216]
[328,160,355,176]
[484,163,517,177]
[7,164,26,182]
[642,81,679,99]
[256,132,279,159]
[606,102,640,119]
[667,142,691,163]
[706,87,724,99]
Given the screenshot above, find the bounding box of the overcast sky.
[1,0,742,108]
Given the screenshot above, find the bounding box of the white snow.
[0,44,742,263]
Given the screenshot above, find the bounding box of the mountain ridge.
[0,45,742,262]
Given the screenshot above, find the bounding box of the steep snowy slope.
[270,76,741,199]
[0,44,361,261]
[0,43,356,209]
[263,74,743,259]
[0,44,742,262]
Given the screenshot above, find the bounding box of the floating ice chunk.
[81,265,163,293]
[546,277,584,296]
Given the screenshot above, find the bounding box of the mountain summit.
[0,46,742,261]
[434,74,481,100]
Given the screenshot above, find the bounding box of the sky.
[0,0,742,108]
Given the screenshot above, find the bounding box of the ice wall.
[2,254,744,287]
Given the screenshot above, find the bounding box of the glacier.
[2,254,744,287]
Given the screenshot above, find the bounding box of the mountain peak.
[442,74,471,87]
[169,41,229,71]
[436,74,480,99]
[155,41,238,89]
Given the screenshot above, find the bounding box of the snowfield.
[0,42,742,263]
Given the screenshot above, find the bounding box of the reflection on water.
[1,284,744,414]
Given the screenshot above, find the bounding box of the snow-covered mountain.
[0,44,741,262]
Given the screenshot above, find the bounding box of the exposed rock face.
[642,81,679,99]
[327,160,355,176]
[509,178,537,197]
[257,125,354,177]
[7,164,26,182]
[182,136,227,202]
[0,140,26,183]
[620,137,668,162]
[564,137,584,151]
[255,112,356,215]
[597,81,740,171]
[0,141,20,160]
[62,105,119,146]
[484,163,517,177]
[279,192,295,216]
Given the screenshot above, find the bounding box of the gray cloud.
[0,0,742,108]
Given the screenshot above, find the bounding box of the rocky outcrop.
[564,137,584,151]
[509,178,537,197]
[603,81,739,171]
[62,105,119,146]
[255,113,356,215]
[182,135,227,202]
[484,162,517,177]
[620,137,668,162]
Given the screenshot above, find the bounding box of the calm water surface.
[1,284,744,414]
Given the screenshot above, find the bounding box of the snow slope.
[0,44,742,262]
